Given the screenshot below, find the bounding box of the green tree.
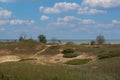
[90,41,96,45]
[19,36,24,41]
[38,35,46,43]
[96,35,105,44]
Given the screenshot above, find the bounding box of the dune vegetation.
[0,40,120,80]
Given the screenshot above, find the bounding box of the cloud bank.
[82,0,120,8]
[40,2,106,15]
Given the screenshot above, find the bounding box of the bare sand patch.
[0,55,20,63]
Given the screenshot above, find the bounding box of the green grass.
[41,45,60,55]
[0,40,45,55]
[65,59,92,65]
[98,49,120,59]
[0,57,120,80]
[98,52,120,59]
[0,62,82,80]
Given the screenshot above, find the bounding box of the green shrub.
[90,41,96,45]
[63,53,78,58]
[98,52,120,59]
[65,59,92,65]
[62,49,74,54]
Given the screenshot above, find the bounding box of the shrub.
[63,53,78,58]
[65,59,92,65]
[62,49,74,54]
[90,41,96,45]
[98,52,120,59]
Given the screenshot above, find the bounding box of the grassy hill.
[0,41,120,80]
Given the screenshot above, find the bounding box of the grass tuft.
[65,59,92,65]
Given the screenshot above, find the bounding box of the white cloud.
[57,16,95,24]
[50,16,95,27]
[40,2,79,14]
[40,15,49,20]
[95,23,114,28]
[112,20,120,24]
[80,19,95,24]
[0,0,14,3]
[78,7,106,14]
[82,0,120,8]
[0,19,35,25]
[0,0,9,3]
[57,16,77,22]
[40,2,106,15]
[0,20,9,25]
[10,19,35,25]
[0,8,12,18]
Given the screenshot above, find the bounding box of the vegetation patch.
[0,72,9,80]
[41,45,60,55]
[65,59,92,65]
[63,53,78,58]
[98,50,120,59]
[62,48,74,54]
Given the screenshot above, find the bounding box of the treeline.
[1,34,106,45]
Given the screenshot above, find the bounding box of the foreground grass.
[0,57,120,80]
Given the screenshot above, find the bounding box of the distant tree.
[19,32,27,42]
[96,35,105,44]
[19,36,24,41]
[58,40,61,44]
[90,41,96,45]
[38,35,46,43]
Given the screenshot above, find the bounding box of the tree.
[38,35,46,43]
[19,36,24,41]
[96,35,105,44]
[90,41,96,45]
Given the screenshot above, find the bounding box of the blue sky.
[0,0,120,39]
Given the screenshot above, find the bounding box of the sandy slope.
[0,45,96,64]
[0,55,20,63]
[32,53,96,65]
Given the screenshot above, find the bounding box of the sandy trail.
[33,45,51,57]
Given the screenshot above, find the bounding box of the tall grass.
[0,40,45,55]
[0,57,120,80]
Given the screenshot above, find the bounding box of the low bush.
[62,49,74,54]
[65,59,92,65]
[63,53,78,58]
[98,51,120,59]
[90,41,96,45]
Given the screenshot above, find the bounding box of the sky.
[0,0,120,40]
